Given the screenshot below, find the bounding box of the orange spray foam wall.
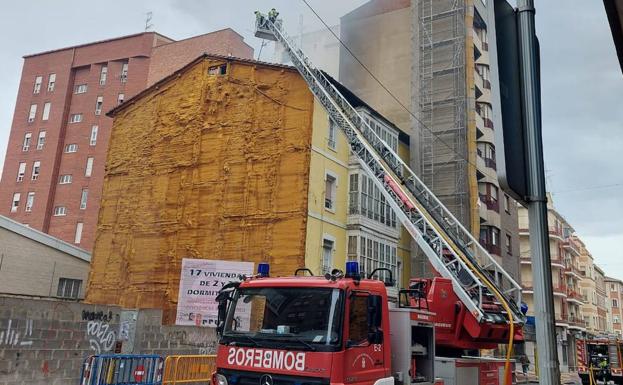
[86,58,315,321]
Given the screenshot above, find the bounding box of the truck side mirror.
[367,295,382,328]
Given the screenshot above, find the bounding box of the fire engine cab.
[214,262,436,385]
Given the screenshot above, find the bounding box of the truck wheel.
[579,374,590,385]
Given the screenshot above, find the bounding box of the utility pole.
[516,1,560,384]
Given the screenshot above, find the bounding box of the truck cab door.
[344,293,386,384]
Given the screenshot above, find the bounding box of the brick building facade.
[0,30,253,250]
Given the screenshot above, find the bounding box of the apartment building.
[86,54,413,315]
[518,195,586,372]
[578,241,609,337]
[0,30,253,251]
[338,0,521,281]
[605,277,623,336]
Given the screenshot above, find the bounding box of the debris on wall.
[87,57,314,320]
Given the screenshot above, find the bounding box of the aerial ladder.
[254,12,524,342]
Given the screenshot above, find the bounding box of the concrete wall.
[0,220,90,299]
[0,296,219,385]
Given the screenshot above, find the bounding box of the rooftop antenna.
[145,11,154,31]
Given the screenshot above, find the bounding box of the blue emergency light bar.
[257,263,270,277]
[345,261,359,279]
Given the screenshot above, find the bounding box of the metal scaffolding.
[418,0,468,228]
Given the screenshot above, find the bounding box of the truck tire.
[579,373,590,385]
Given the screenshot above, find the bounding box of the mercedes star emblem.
[259,374,273,385]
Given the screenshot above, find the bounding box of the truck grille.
[219,369,330,385]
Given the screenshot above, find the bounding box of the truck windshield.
[222,287,343,350]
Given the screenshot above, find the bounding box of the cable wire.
[300,0,502,183]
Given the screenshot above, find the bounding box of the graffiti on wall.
[82,310,114,322]
[0,319,34,347]
[86,320,116,353]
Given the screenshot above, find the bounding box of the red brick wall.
[0,30,253,251]
[147,28,253,86]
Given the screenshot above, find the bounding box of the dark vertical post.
[517,1,560,383]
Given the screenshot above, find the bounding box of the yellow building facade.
[87,54,413,315]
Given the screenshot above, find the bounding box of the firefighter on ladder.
[268,8,279,22]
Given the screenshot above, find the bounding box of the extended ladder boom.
[254,14,524,325]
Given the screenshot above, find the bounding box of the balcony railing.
[479,194,500,212]
[484,117,494,129]
[523,282,567,295]
[480,241,501,256]
[484,157,497,170]
[482,41,489,51]
[567,316,587,328]
[567,289,584,302]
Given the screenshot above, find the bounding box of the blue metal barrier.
[80,354,164,385]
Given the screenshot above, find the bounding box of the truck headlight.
[214,374,228,385]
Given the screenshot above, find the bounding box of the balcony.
[484,117,494,129]
[563,238,581,255]
[480,241,501,256]
[566,289,585,304]
[521,282,567,297]
[484,157,497,170]
[564,265,583,280]
[479,194,499,212]
[567,315,587,330]
[548,225,564,239]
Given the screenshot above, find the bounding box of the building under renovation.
[338,0,520,281]
[86,54,412,318]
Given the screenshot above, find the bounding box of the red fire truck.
[577,337,623,385]
[210,10,525,385]
[212,263,517,385]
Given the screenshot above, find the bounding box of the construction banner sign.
[176,259,254,327]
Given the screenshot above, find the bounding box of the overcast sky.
[1,1,621,277]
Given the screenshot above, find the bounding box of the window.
[80,189,88,209]
[31,161,40,181]
[33,76,42,94]
[328,119,337,149]
[352,235,397,281]
[350,173,396,228]
[42,102,51,121]
[47,73,56,92]
[504,194,510,213]
[120,62,128,83]
[28,104,37,122]
[208,64,227,75]
[22,133,32,151]
[505,234,512,254]
[117,93,124,105]
[37,131,46,150]
[348,235,358,259]
[322,238,334,274]
[612,284,616,291]
[90,125,98,146]
[85,157,94,177]
[614,299,619,308]
[17,162,26,182]
[74,84,88,94]
[59,175,72,184]
[99,65,108,85]
[348,295,369,343]
[325,173,337,211]
[69,113,82,123]
[74,222,84,244]
[53,206,67,216]
[57,278,82,299]
[11,193,20,213]
[64,144,78,153]
[25,192,35,212]
[615,316,621,324]
[95,96,103,115]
